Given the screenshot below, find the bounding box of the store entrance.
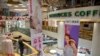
[78,19,100,56]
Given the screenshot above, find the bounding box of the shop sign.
[48,6,100,18]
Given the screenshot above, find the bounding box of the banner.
[64,19,80,56]
[29,0,42,34]
[31,33,43,56]
[29,0,43,56]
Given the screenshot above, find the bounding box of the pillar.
[92,23,100,56]
[57,22,64,49]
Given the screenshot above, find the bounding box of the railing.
[23,42,38,56]
[42,25,58,33]
[0,30,38,56]
[13,39,38,56]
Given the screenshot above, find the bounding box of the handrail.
[11,31,39,55]
[23,42,38,55]
[13,39,38,56]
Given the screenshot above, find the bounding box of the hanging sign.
[29,0,43,56]
[48,6,100,19]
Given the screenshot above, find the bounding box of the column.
[57,22,64,49]
[92,23,100,56]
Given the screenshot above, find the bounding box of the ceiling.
[0,0,75,12]
[0,0,99,16]
[0,0,49,15]
[0,0,27,15]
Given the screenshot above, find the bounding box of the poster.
[64,19,80,56]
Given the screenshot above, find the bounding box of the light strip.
[14,9,27,11]
[7,4,12,6]
[14,5,19,7]
[19,4,23,5]
[21,5,26,7]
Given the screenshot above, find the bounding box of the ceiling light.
[42,7,47,11]
[21,5,26,7]
[19,4,23,5]
[27,4,29,5]
[14,9,27,11]
[13,0,19,2]
[14,5,19,7]
[50,49,57,54]
[7,4,12,6]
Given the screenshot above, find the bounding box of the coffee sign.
[48,6,100,18]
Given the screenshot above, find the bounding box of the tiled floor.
[15,53,20,56]
[0,53,20,56]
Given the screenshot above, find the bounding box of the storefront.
[43,6,100,56]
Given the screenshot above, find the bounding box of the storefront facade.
[42,6,100,56]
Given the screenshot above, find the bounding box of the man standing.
[18,35,24,56]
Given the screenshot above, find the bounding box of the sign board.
[48,6,100,19]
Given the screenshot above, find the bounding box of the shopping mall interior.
[0,0,100,56]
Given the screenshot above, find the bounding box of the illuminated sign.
[48,6,100,18]
[49,10,100,17]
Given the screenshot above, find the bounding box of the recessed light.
[14,5,19,7]
[22,5,26,7]
[14,9,27,11]
[13,0,19,2]
[27,4,29,5]
[19,4,23,5]
[7,4,12,6]
[50,49,57,54]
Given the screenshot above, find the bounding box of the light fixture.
[7,4,12,6]
[14,5,19,7]
[59,21,64,25]
[21,5,26,7]
[42,7,47,12]
[50,49,57,54]
[14,9,27,11]
[19,4,23,5]
[13,0,19,2]
[19,4,26,7]
[27,4,29,5]
[54,7,57,11]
